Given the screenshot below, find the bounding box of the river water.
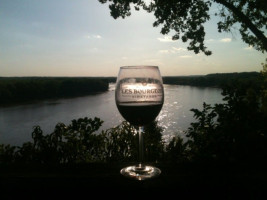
[0,84,223,146]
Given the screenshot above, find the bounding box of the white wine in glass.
[115,66,164,180]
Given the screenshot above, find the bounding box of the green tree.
[98,0,267,55]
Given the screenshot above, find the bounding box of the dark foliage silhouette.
[0,118,164,164]
[0,77,109,105]
[185,69,267,165]
[163,72,261,87]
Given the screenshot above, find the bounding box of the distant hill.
[0,77,109,106]
[0,72,262,106]
[162,72,261,87]
[104,72,262,88]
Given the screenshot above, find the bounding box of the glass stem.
[138,126,144,168]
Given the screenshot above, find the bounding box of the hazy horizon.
[0,70,260,78]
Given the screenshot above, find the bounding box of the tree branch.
[214,0,267,52]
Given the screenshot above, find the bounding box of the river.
[0,84,223,146]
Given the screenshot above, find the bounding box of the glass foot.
[120,164,161,181]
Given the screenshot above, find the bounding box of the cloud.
[220,38,231,43]
[172,47,186,52]
[159,50,170,54]
[157,36,175,42]
[244,46,253,50]
[93,35,102,39]
[159,47,187,54]
[87,34,102,39]
[179,55,192,58]
[206,39,215,43]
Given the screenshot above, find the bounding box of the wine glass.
[115,66,164,180]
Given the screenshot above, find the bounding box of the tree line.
[90,72,262,87]
[0,72,261,106]
[0,77,109,106]
[163,72,262,87]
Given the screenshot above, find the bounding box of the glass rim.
[120,66,159,69]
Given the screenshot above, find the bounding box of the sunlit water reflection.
[0,84,223,146]
[158,84,223,142]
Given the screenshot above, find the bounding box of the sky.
[0,0,266,77]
